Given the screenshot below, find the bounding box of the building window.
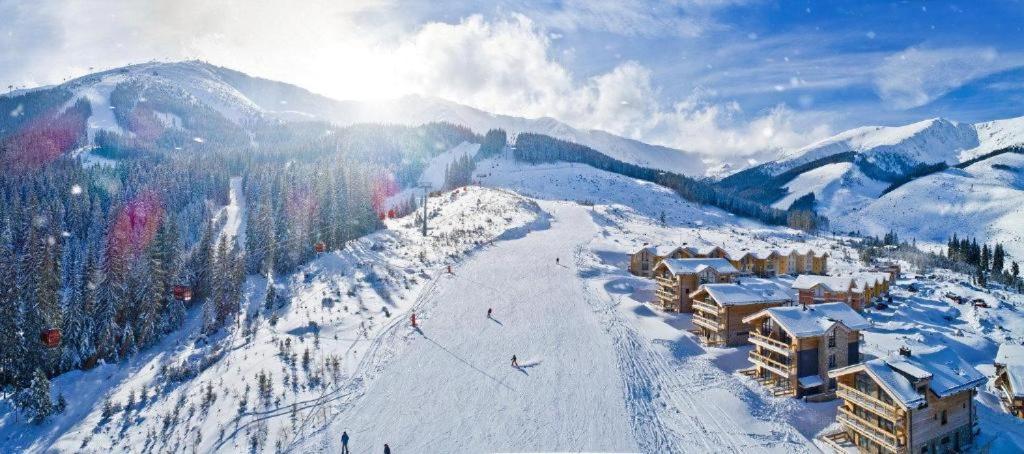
[828,354,836,369]
[941,410,947,425]
[828,331,836,348]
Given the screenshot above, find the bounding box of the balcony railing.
[692,313,724,331]
[691,299,720,315]
[837,383,901,421]
[748,331,791,356]
[748,350,793,378]
[655,288,677,301]
[837,407,905,453]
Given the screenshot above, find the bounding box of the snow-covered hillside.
[838,152,1024,257]
[7,61,703,176]
[751,115,1024,259]
[4,152,1024,452]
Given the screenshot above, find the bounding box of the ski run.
[3,153,1024,453]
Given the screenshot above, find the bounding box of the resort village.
[628,244,1013,453]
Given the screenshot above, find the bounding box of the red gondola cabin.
[173,285,193,302]
[315,242,326,253]
[40,328,61,348]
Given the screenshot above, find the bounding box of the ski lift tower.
[418,183,432,236]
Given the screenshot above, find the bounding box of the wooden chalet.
[792,275,865,311]
[855,272,892,306]
[821,346,984,454]
[652,258,738,312]
[689,278,793,347]
[995,344,1024,418]
[628,244,685,277]
[742,302,869,397]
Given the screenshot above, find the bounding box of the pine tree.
[17,369,55,424]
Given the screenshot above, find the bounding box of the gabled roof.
[791,275,854,292]
[854,272,891,290]
[996,344,1024,398]
[832,346,985,408]
[744,302,869,337]
[694,279,793,307]
[634,244,682,256]
[658,258,738,275]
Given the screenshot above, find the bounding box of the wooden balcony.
[748,331,791,356]
[837,383,902,421]
[749,350,794,378]
[655,288,677,301]
[692,313,724,331]
[837,406,905,454]
[691,299,720,315]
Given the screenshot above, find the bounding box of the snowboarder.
[384,443,391,454]
[511,355,519,367]
[410,312,418,328]
[341,431,350,454]
[487,308,492,318]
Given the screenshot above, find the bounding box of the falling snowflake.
[193,137,205,143]
[71,184,83,195]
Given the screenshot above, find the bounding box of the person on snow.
[511,355,519,367]
[410,312,418,328]
[384,443,392,454]
[340,431,350,454]
[487,308,492,318]
[447,264,452,274]
[555,257,559,265]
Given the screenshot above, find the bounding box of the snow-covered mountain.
[719,115,1024,253]
[1,61,705,176]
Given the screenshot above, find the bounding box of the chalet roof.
[798,375,824,389]
[696,279,793,307]
[659,258,738,276]
[747,302,869,337]
[635,244,682,256]
[853,272,891,290]
[850,347,985,408]
[996,344,1024,398]
[791,275,854,292]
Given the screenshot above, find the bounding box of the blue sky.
[2,0,1023,162]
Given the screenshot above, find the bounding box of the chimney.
[899,346,912,357]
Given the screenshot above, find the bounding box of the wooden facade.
[631,244,828,279]
[793,276,865,311]
[742,302,868,397]
[994,344,1024,418]
[652,259,738,312]
[689,280,791,347]
[823,348,983,454]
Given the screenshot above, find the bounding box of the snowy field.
[3,154,1024,452]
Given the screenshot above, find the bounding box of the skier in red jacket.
[410,312,417,328]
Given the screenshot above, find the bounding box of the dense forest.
[0,79,479,423]
[512,133,828,231]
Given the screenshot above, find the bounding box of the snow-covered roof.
[799,375,824,388]
[746,302,869,337]
[853,272,891,290]
[634,244,682,256]
[696,279,793,307]
[996,344,1024,398]
[658,258,738,275]
[791,275,854,292]
[847,347,985,408]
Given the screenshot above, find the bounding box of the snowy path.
[304,201,637,452]
[301,201,815,453]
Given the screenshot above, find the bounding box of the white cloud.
[874,46,1021,109]
[385,15,831,163]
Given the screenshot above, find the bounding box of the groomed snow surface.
[3,154,1024,452]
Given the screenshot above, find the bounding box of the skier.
[487,308,492,318]
[384,443,392,454]
[555,257,559,265]
[340,431,350,454]
[511,355,519,367]
[410,312,418,328]
[447,264,452,274]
